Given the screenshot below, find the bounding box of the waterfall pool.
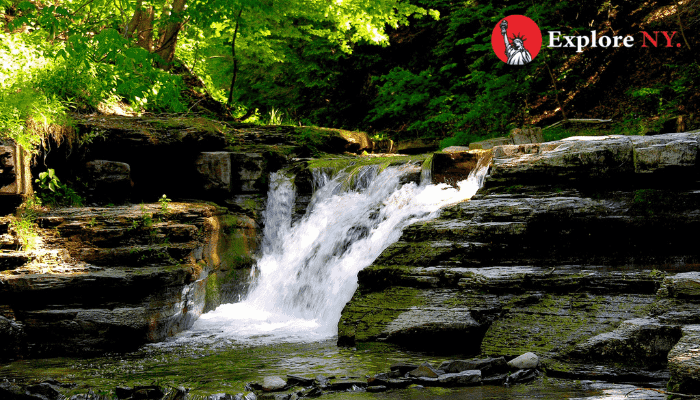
[0,338,665,399]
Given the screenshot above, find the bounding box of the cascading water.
[186,158,490,345]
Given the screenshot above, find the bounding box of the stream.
[0,161,669,399]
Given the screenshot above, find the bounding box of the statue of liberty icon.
[500,19,532,65]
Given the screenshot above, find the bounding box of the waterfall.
[189,158,490,344]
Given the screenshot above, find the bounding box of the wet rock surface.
[339,132,700,391]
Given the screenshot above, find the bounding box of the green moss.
[372,241,455,266]
[306,154,427,171]
[338,287,426,345]
[216,214,256,270]
[147,116,226,134]
[479,293,654,359]
[205,273,221,309]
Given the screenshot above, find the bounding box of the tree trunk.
[126,2,155,51]
[155,0,187,70]
[137,6,155,51]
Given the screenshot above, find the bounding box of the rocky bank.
[4,115,700,395]
[338,132,700,393]
[0,114,387,359]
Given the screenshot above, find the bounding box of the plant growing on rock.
[159,194,172,214]
[34,168,83,207]
[9,196,43,251]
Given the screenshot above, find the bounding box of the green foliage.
[35,169,83,207]
[10,196,43,251]
[0,32,73,152]
[49,29,188,112]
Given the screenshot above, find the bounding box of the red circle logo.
[491,15,542,65]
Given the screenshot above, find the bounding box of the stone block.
[668,325,700,394]
[85,160,132,203]
[231,153,265,193]
[0,140,31,196]
[510,128,543,145]
[196,152,232,192]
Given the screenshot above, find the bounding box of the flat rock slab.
[489,132,700,184]
[437,370,481,386]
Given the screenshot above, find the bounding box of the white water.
[184,160,489,345]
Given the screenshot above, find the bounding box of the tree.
[4,0,437,115]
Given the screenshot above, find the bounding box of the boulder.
[389,363,419,375]
[507,352,540,370]
[262,376,287,392]
[25,382,64,400]
[504,369,540,385]
[469,137,513,150]
[0,381,25,398]
[407,362,441,378]
[327,380,366,390]
[510,128,543,145]
[131,385,165,399]
[438,357,508,375]
[85,160,132,203]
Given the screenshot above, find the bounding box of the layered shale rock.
[339,132,700,390]
[0,202,258,359]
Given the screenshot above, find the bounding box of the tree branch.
[227,7,244,109]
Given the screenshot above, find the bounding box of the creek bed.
[0,338,665,399]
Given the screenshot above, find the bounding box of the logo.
[547,30,679,51]
[491,15,543,65]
